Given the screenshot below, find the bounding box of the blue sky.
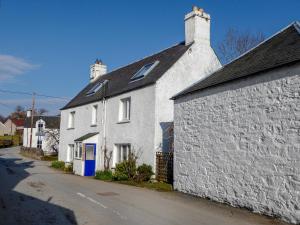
[0,0,299,116]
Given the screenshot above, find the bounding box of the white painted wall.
[4,119,16,135]
[174,63,300,224]
[154,42,221,153]
[0,122,6,136]
[105,85,156,169]
[59,101,103,170]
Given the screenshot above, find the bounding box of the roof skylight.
[130,61,159,81]
[86,80,108,96]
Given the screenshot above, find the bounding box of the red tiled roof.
[11,118,25,127]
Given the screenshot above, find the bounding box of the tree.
[0,114,6,123]
[10,105,26,119]
[44,129,59,154]
[37,108,48,116]
[217,28,265,64]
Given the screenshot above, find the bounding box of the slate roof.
[74,132,99,142]
[24,116,60,129]
[172,22,300,99]
[62,42,191,110]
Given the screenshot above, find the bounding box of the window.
[37,139,42,149]
[115,144,131,164]
[86,80,108,96]
[130,61,159,81]
[74,142,82,159]
[68,111,75,128]
[38,122,43,132]
[91,105,98,125]
[67,144,74,162]
[119,98,131,122]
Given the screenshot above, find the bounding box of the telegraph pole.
[29,92,35,148]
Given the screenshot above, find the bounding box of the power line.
[0,89,69,100]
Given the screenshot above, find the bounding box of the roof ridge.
[221,21,299,68]
[172,21,300,100]
[294,21,300,34]
[92,41,186,83]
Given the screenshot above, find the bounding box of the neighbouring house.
[59,6,221,176]
[172,22,300,224]
[23,114,60,155]
[0,121,6,136]
[3,118,25,136]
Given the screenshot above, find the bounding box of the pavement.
[0,146,290,225]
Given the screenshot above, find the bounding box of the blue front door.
[84,144,96,176]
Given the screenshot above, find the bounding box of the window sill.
[90,124,97,127]
[74,158,82,160]
[117,120,130,124]
[67,127,75,130]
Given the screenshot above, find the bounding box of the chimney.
[26,109,32,118]
[90,59,107,83]
[185,6,210,46]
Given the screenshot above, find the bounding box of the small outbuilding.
[172,22,300,224]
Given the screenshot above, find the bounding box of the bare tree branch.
[217,28,265,64]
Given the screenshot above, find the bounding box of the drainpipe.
[102,97,107,170]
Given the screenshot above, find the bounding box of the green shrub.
[114,153,137,180]
[136,164,153,182]
[51,161,65,169]
[112,171,128,181]
[64,163,73,173]
[95,170,113,180]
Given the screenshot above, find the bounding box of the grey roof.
[74,132,99,142]
[172,22,300,100]
[24,116,60,129]
[61,42,191,110]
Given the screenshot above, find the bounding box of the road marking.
[77,192,107,208]
[76,192,127,220]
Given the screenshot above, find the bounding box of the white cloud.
[0,54,38,81]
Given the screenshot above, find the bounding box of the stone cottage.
[58,6,221,176]
[172,22,300,224]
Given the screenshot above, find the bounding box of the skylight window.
[130,61,159,81]
[86,80,108,96]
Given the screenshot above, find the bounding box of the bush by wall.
[51,161,65,170]
[136,164,153,182]
[95,170,113,180]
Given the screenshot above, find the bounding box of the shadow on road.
[0,157,78,225]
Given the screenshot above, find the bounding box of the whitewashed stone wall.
[174,63,300,224]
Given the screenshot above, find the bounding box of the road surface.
[0,147,289,225]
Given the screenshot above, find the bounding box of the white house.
[3,118,24,136]
[172,22,300,224]
[23,115,60,154]
[59,6,221,176]
[0,121,6,136]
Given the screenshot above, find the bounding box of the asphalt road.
[0,147,290,225]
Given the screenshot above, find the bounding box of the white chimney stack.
[26,109,32,118]
[90,59,107,83]
[185,6,211,46]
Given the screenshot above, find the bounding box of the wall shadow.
[160,122,174,152]
[0,157,78,225]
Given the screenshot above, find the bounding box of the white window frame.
[114,144,131,166]
[38,122,44,132]
[74,142,82,159]
[91,105,98,126]
[37,139,42,149]
[68,111,75,129]
[67,144,74,162]
[119,97,131,122]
